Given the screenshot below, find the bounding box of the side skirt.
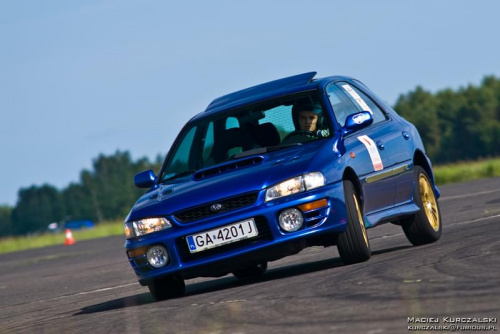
[364,203,420,228]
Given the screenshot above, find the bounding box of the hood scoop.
[193,156,264,180]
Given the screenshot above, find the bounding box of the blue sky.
[1,0,499,206]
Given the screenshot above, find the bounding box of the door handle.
[402,131,410,140]
[376,140,385,150]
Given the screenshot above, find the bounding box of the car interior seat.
[212,127,255,163]
[253,122,281,147]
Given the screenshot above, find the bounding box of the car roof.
[191,72,355,121]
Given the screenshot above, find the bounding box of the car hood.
[127,139,338,221]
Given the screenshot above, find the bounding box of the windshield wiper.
[162,170,196,182]
[233,143,303,159]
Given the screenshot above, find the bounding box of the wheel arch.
[413,149,440,199]
[414,150,435,183]
[342,167,363,205]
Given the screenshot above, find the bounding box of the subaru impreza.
[124,72,442,300]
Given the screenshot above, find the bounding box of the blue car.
[124,72,442,300]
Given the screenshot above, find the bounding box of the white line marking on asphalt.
[24,283,138,306]
[370,214,500,240]
[73,283,138,296]
[0,282,140,310]
[439,189,500,201]
[452,213,500,226]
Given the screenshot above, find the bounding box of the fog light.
[147,245,169,268]
[279,208,304,232]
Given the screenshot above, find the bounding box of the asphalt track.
[1,178,499,334]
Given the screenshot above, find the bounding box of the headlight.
[124,217,172,239]
[265,172,325,202]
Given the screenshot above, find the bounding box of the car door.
[352,80,415,206]
[326,81,412,215]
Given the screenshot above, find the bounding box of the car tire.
[337,180,371,265]
[147,275,185,301]
[401,166,442,246]
[232,262,268,280]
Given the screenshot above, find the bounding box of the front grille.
[173,192,259,223]
[176,216,272,262]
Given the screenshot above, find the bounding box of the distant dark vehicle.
[63,220,95,230]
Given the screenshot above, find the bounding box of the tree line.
[0,151,162,237]
[394,75,500,164]
[1,75,499,237]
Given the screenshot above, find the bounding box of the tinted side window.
[326,83,359,127]
[225,117,240,129]
[336,82,386,124]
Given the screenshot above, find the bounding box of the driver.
[282,100,329,144]
[297,109,320,132]
[292,100,325,132]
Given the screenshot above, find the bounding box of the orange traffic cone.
[64,229,75,245]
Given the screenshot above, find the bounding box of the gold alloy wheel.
[353,194,369,246]
[419,174,440,231]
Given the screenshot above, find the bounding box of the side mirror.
[341,111,373,136]
[134,170,157,188]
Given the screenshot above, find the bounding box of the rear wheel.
[401,166,442,245]
[147,275,185,301]
[232,262,268,280]
[337,180,371,264]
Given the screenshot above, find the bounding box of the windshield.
[161,92,332,182]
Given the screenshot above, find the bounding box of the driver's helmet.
[291,99,324,130]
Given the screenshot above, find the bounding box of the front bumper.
[125,180,347,284]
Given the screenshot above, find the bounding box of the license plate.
[186,218,258,253]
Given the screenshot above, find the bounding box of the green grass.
[434,157,500,185]
[0,221,124,255]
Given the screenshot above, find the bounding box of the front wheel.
[337,180,371,265]
[401,166,442,246]
[147,275,185,301]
